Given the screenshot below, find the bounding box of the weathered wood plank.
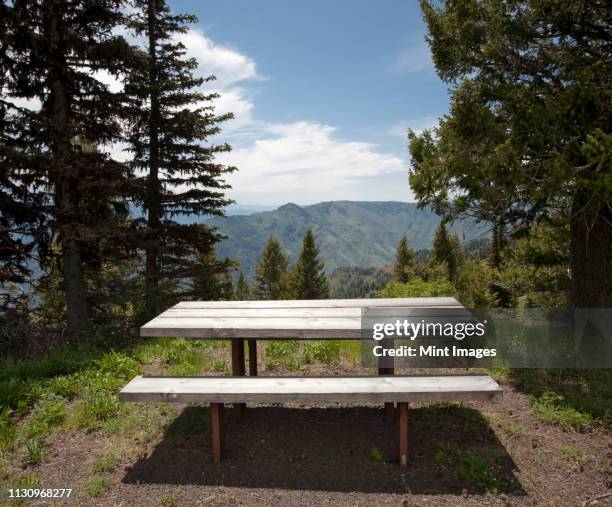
[172,297,462,309]
[160,307,470,319]
[119,375,503,404]
[140,316,362,339]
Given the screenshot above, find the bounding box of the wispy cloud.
[220,121,409,203]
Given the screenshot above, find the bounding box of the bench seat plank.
[119,375,502,404]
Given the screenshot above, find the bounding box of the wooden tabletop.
[140,297,464,339]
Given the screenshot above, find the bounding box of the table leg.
[248,339,257,376]
[231,339,246,414]
[398,402,409,471]
[211,403,223,464]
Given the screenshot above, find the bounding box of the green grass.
[499,420,522,438]
[7,472,42,489]
[83,475,107,498]
[561,445,587,465]
[304,341,340,365]
[369,447,384,462]
[435,447,499,491]
[265,341,302,370]
[92,455,117,473]
[24,439,46,464]
[512,369,610,429]
[23,399,66,438]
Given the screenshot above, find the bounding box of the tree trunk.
[45,0,89,340]
[570,190,612,308]
[144,0,161,317]
[490,220,505,269]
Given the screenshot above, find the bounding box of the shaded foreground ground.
[1,342,610,506]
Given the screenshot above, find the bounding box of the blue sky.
[168,0,450,205]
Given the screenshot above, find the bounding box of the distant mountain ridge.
[205,201,487,278]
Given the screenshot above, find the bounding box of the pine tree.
[412,0,611,307]
[393,235,415,283]
[235,271,251,300]
[255,237,289,300]
[3,0,139,339]
[126,0,235,316]
[432,222,460,283]
[191,244,236,301]
[291,228,329,299]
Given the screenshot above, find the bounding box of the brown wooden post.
[248,339,257,376]
[398,402,409,471]
[211,403,223,464]
[377,337,396,422]
[231,339,246,414]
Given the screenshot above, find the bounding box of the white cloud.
[177,29,261,88]
[92,69,124,93]
[221,121,410,204]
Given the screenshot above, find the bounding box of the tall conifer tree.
[292,228,329,299]
[3,0,138,338]
[255,237,288,300]
[126,0,236,316]
[432,221,460,282]
[235,271,251,300]
[393,235,416,283]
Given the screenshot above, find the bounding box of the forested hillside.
[207,201,485,277]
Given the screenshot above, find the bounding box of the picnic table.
[122,297,502,470]
[139,297,466,375]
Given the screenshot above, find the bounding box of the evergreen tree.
[291,228,329,299]
[3,0,139,339]
[254,237,289,300]
[393,235,416,283]
[411,0,611,307]
[126,0,235,315]
[432,222,460,282]
[191,245,236,301]
[235,271,251,300]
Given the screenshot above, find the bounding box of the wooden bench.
[119,374,502,470]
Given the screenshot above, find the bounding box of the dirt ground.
[10,360,610,507]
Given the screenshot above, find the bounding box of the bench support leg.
[211,403,224,464]
[231,339,246,414]
[398,402,409,471]
[378,365,395,423]
[248,339,257,376]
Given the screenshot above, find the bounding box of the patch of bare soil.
[12,362,611,507]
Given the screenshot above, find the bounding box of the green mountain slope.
[206,201,486,277]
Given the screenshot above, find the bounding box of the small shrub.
[73,394,120,430]
[160,494,178,507]
[561,445,587,465]
[24,399,66,438]
[370,447,384,462]
[0,407,17,451]
[93,455,117,473]
[531,391,593,430]
[25,439,47,464]
[436,447,498,491]
[499,420,522,437]
[9,473,42,489]
[265,341,301,370]
[84,475,107,498]
[212,359,230,374]
[304,341,340,365]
